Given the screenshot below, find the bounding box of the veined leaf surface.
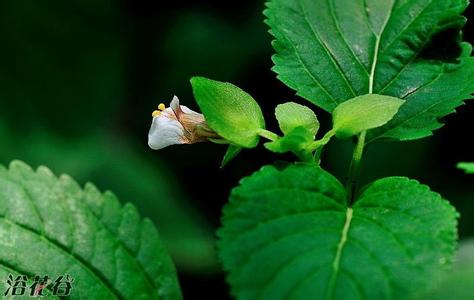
[0,161,182,299]
[265,0,474,141]
[218,164,458,299]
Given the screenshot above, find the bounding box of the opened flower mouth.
[148,96,219,150]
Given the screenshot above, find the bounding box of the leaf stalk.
[257,129,280,141]
[346,130,366,204]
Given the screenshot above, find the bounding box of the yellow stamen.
[152,110,161,117]
[158,103,166,111]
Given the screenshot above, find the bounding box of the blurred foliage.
[0,0,223,274]
[421,238,474,300]
[0,0,125,135]
[0,124,218,273]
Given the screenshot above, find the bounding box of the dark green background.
[0,1,473,298]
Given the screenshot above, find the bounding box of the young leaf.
[265,0,474,141]
[332,94,404,138]
[275,102,319,136]
[221,144,243,168]
[457,162,474,174]
[190,77,265,148]
[218,164,458,300]
[0,161,182,299]
[264,127,313,161]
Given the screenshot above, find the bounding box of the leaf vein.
[226,209,344,248]
[328,0,371,75]
[339,268,366,300]
[298,0,357,97]
[276,28,339,105]
[326,208,353,299]
[353,214,414,260]
[0,216,120,298]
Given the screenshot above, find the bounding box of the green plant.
[2,0,473,299]
[146,0,474,299]
[0,161,182,299]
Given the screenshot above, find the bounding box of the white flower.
[148,96,217,150]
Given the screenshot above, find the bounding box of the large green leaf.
[218,164,458,299]
[265,0,474,142]
[0,161,182,299]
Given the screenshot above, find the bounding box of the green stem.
[313,146,324,163]
[257,129,279,142]
[298,151,316,164]
[346,131,366,204]
[309,129,336,162]
[309,129,336,150]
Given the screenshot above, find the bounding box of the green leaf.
[275,102,319,136]
[266,102,319,161]
[218,164,458,299]
[0,127,219,273]
[457,162,474,174]
[0,161,182,299]
[264,127,313,161]
[419,239,474,300]
[190,77,265,148]
[265,0,474,141]
[221,144,243,168]
[332,94,404,138]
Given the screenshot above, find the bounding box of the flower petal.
[148,115,187,150]
[180,105,200,115]
[170,95,180,110]
[170,95,201,116]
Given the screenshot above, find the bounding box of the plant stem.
[309,129,336,150]
[309,129,336,163]
[313,146,325,163]
[346,131,366,204]
[257,129,279,141]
